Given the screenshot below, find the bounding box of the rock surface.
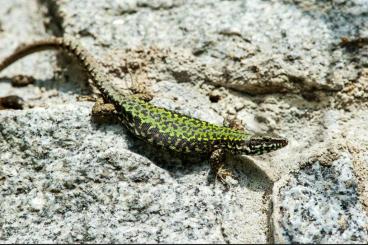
[1,0,367,243]
[273,151,368,243]
[1,104,269,243]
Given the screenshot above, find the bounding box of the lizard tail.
[0,37,63,72]
[0,36,119,101]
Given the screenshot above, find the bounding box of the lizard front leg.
[209,148,233,183]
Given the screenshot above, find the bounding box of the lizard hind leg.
[91,98,119,124]
[209,148,233,183]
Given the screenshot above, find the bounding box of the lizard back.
[115,95,250,154]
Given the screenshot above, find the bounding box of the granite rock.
[273,151,368,243]
[1,0,368,243]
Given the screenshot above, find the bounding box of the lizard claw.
[216,165,233,184]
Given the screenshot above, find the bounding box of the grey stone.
[273,152,368,243]
[1,0,368,243]
[0,104,271,243]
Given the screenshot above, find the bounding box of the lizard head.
[240,133,288,155]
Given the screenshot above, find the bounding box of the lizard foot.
[216,165,233,184]
[210,148,233,184]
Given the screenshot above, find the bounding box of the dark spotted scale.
[114,96,250,154]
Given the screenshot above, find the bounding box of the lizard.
[0,36,288,182]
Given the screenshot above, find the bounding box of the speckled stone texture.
[1,0,368,243]
[1,105,265,243]
[273,152,368,243]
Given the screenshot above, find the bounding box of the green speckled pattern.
[116,96,250,153]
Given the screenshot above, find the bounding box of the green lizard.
[0,36,288,181]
